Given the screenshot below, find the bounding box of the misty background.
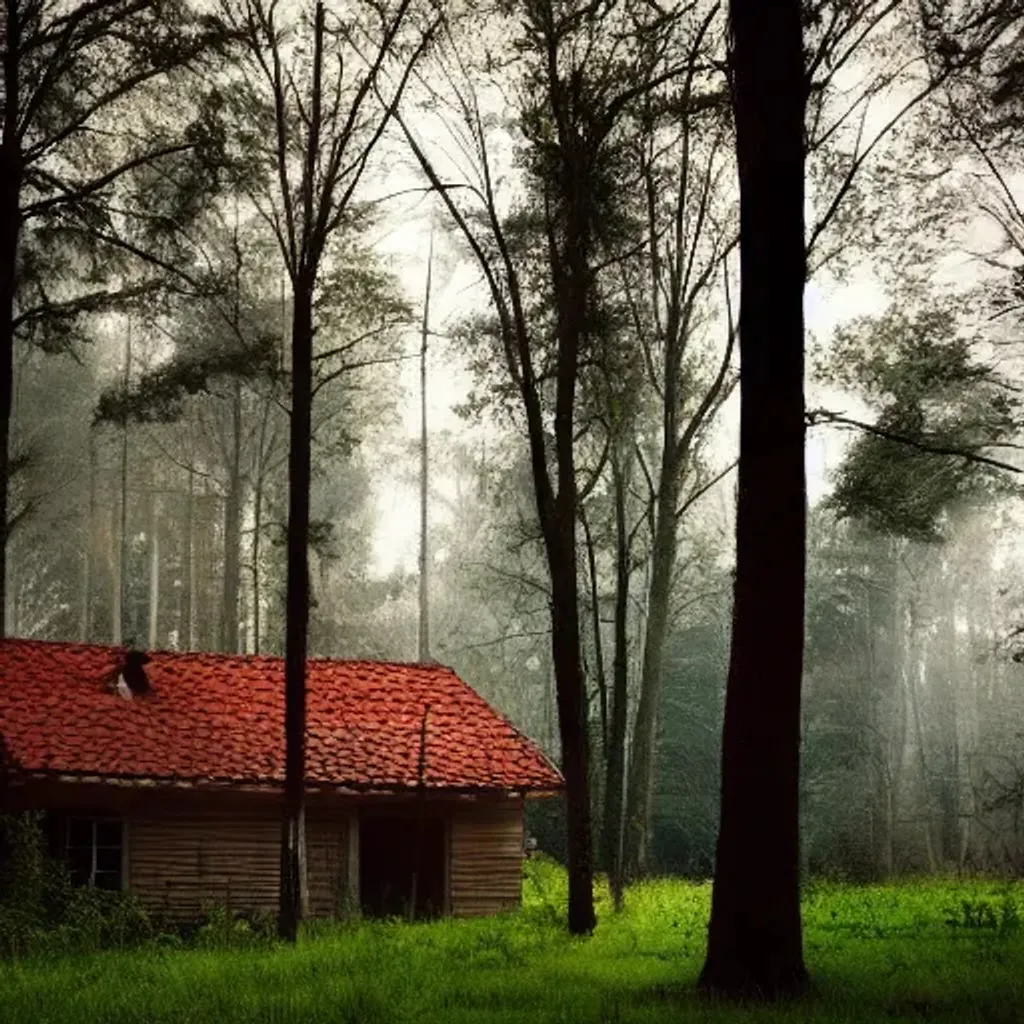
[6,0,1024,886]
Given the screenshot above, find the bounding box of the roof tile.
[0,639,563,793]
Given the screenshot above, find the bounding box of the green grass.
[3,860,1023,1023]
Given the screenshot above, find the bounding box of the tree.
[820,299,1020,541]
[698,0,809,998]
[0,0,231,635]
[397,0,706,934]
[224,0,433,941]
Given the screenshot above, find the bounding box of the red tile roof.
[0,640,562,793]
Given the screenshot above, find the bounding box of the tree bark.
[548,526,595,935]
[699,0,808,998]
[547,171,596,938]
[279,276,313,942]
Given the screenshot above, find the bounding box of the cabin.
[0,639,562,922]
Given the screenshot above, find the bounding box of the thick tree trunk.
[0,3,22,639]
[546,189,596,936]
[548,527,595,935]
[699,0,808,998]
[279,279,313,942]
[221,379,243,653]
[623,465,680,879]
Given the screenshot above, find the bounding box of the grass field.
[2,858,1023,1023]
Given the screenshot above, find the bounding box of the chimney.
[116,649,152,697]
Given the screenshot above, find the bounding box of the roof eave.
[6,769,562,798]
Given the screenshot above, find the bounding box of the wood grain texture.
[450,798,524,917]
[128,805,351,920]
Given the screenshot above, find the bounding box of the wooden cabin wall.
[7,782,532,921]
[129,802,352,921]
[449,798,524,917]
[129,803,280,920]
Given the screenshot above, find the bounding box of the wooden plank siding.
[128,804,352,921]
[6,781,530,921]
[450,799,524,917]
[129,804,280,920]
[307,815,348,918]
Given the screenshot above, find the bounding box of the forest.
[3,0,1024,1013]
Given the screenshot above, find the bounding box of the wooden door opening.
[359,813,446,919]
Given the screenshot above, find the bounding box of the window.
[65,817,123,890]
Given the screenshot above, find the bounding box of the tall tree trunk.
[251,462,265,656]
[221,378,243,653]
[885,547,908,877]
[699,0,808,998]
[580,507,609,764]
[544,187,596,937]
[548,526,594,935]
[81,435,97,642]
[623,466,680,879]
[279,276,314,942]
[110,494,122,645]
[0,1,22,639]
[906,595,938,872]
[603,445,632,908]
[117,321,131,645]
[418,234,432,662]
[181,466,196,650]
[248,393,274,656]
[148,491,160,648]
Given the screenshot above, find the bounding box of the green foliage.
[944,896,1020,933]
[10,1,237,353]
[822,302,1019,540]
[94,332,280,426]
[3,874,1024,1022]
[192,906,277,950]
[0,813,152,957]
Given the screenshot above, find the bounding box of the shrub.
[0,812,152,957]
[0,812,73,956]
[193,905,277,949]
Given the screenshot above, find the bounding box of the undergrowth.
[1,853,1022,1023]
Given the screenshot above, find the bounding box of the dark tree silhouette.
[224,0,433,941]
[698,0,809,998]
[0,0,228,636]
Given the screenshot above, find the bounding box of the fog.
[5,0,1024,888]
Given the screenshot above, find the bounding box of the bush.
[0,812,152,957]
[0,812,73,956]
[193,905,277,950]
